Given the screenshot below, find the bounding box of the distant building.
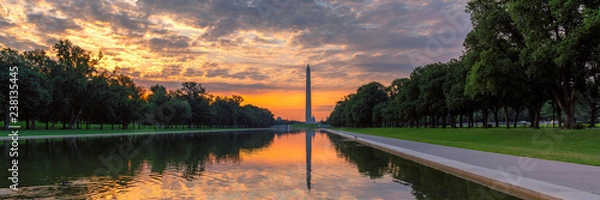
[306,65,316,124]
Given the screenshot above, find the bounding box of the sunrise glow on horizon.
[0,0,471,121]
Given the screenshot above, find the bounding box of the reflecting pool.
[1,129,520,199]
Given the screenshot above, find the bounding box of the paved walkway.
[323,129,600,200]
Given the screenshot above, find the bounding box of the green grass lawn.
[7,127,229,137]
[334,127,600,166]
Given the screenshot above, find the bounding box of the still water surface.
[1,129,519,199]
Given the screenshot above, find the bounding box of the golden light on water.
[84,132,410,199]
[3,131,518,199]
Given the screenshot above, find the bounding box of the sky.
[0,0,472,121]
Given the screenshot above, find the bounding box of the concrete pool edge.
[0,128,274,140]
[322,128,600,200]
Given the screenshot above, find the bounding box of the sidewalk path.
[323,128,600,200]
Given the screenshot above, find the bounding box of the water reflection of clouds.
[115,164,413,199]
[1,131,516,199]
[100,132,415,199]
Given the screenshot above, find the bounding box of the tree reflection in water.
[1,131,277,188]
[326,133,520,200]
[0,129,520,199]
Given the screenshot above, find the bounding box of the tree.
[51,39,105,129]
[464,0,550,128]
[387,78,409,100]
[327,1,600,129]
[22,49,53,130]
[1,39,277,130]
[148,84,173,128]
[1,48,24,130]
[396,76,420,127]
[0,49,52,130]
[418,63,449,127]
[110,74,144,129]
[509,0,600,128]
[210,95,244,128]
[350,82,389,127]
[239,105,275,128]
[384,78,409,127]
[170,99,193,127]
[327,95,353,127]
[175,82,210,128]
[443,59,469,128]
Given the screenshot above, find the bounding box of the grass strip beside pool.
[2,127,245,138]
[334,127,600,166]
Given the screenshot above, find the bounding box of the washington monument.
[306,65,315,124]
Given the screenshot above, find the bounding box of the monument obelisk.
[305,65,312,124]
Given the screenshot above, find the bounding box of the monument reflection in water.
[0,129,519,199]
[306,128,314,192]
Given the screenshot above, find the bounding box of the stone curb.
[0,128,272,141]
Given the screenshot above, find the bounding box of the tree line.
[0,40,275,130]
[328,0,600,129]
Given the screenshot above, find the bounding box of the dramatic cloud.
[26,13,81,33]
[148,36,191,51]
[0,0,472,120]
